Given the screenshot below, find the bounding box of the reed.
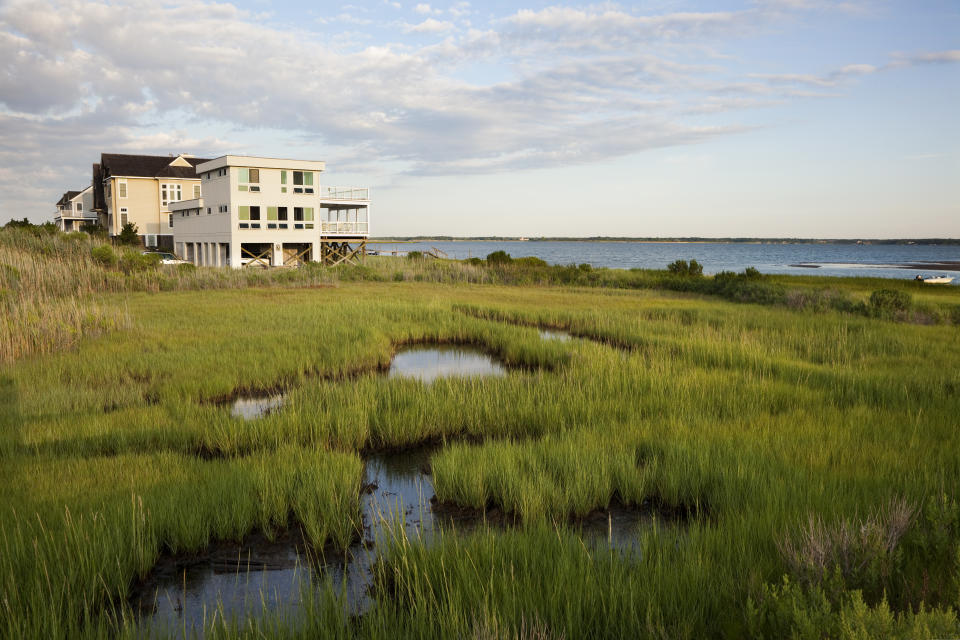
[1,232,959,637]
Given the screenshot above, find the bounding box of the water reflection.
[388,346,507,383]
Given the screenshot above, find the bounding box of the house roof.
[57,190,82,207]
[99,153,213,180]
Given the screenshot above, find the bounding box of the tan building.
[92,153,211,250]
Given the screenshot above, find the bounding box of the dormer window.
[238,168,260,192]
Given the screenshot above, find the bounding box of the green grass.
[1,235,960,637]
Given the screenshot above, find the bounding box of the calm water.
[371,241,960,281]
[134,446,646,635]
[388,346,507,382]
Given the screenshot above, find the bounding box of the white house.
[54,187,95,232]
[169,155,370,267]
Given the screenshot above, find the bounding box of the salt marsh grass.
[1,234,959,637]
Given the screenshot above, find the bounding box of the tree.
[79,221,107,237]
[117,222,140,245]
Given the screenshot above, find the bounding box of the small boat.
[915,275,954,284]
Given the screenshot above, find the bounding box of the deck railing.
[320,187,370,200]
[321,221,369,234]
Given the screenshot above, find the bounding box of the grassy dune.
[1,230,959,638]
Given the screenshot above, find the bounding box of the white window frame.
[119,207,128,227]
[193,184,201,199]
[118,180,127,198]
[160,183,182,208]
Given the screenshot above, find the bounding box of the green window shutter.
[304,172,313,186]
[280,171,287,184]
[239,168,249,183]
[304,207,314,221]
[239,206,250,220]
[267,206,278,221]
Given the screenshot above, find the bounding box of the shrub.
[117,222,140,245]
[743,266,762,279]
[392,271,404,282]
[869,289,912,317]
[177,262,197,274]
[486,250,513,265]
[777,497,915,593]
[513,256,548,268]
[465,257,484,266]
[119,251,160,273]
[79,222,106,236]
[578,263,592,272]
[407,251,423,260]
[667,259,703,277]
[90,245,117,267]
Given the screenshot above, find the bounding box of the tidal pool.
[387,346,507,382]
[230,393,286,420]
[539,329,572,342]
[227,346,505,421]
[132,445,651,635]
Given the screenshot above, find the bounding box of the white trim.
[196,155,326,173]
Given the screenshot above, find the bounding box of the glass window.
[294,207,304,221]
[267,206,278,221]
[278,207,288,221]
[118,181,127,198]
[239,206,250,221]
[249,206,261,221]
[161,183,182,207]
[303,207,314,221]
[193,184,201,199]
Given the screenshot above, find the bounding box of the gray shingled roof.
[99,153,213,180]
[56,190,82,207]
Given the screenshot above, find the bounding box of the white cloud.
[0,0,956,222]
[403,17,455,33]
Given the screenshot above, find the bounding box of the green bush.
[869,289,912,317]
[117,222,140,245]
[513,256,548,268]
[392,271,404,282]
[465,257,484,266]
[90,245,117,267]
[667,259,703,277]
[176,262,197,274]
[743,266,762,279]
[407,251,424,260]
[486,250,513,265]
[119,251,160,273]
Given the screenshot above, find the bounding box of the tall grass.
[1,234,959,637]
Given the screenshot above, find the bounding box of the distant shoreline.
[370,237,960,245]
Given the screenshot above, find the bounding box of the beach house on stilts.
[168,156,370,268]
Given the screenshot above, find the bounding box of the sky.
[0,0,957,237]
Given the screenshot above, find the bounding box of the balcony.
[321,221,369,235]
[320,186,370,201]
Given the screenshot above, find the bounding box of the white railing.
[320,186,370,200]
[321,221,369,234]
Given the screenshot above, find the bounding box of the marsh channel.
[133,344,650,635]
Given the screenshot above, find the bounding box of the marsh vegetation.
[1,228,959,638]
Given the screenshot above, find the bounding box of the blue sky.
[0,0,957,236]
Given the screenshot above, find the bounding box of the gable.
[168,155,193,167]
